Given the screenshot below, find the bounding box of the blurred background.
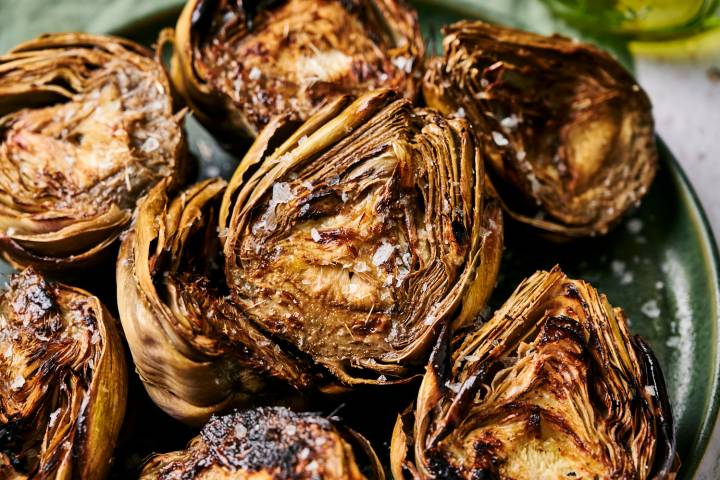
[0,0,718,477]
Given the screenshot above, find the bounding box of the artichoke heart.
[424,21,657,237]
[391,266,677,480]
[117,178,312,425]
[0,269,127,479]
[0,33,187,270]
[221,89,502,387]
[171,0,424,141]
[140,406,384,480]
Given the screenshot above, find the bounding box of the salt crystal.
[626,218,643,234]
[302,181,313,191]
[372,241,395,266]
[516,150,527,161]
[641,299,661,319]
[445,381,461,393]
[355,261,369,273]
[491,131,508,146]
[500,114,520,129]
[48,408,61,428]
[5,227,15,236]
[377,375,387,382]
[392,56,413,73]
[310,228,321,242]
[455,107,466,118]
[611,260,626,276]
[234,424,247,438]
[248,67,262,80]
[298,135,308,145]
[10,373,25,390]
[527,173,541,194]
[298,447,311,460]
[300,204,310,215]
[91,330,101,344]
[464,354,481,362]
[141,136,159,153]
[271,182,293,205]
[341,191,349,202]
[206,165,221,177]
[3,344,12,358]
[644,385,657,397]
[423,315,436,326]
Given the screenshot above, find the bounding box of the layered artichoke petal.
[424,21,657,237]
[221,90,503,387]
[391,266,677,480]
[0,269,127,479]
[117,178,311,425]
[172,0,424,142]
[0,33,187,270]
[140,406,384,480]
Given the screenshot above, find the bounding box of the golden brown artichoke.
[0,33,187,271]
[171,0,424,142]
[220,89,502,387]
[117,178,311,425]
[139,406,384,480]
[390,266,677,480]
[0,269,127,479]
[424,21,657,238]
[117,89,502,424]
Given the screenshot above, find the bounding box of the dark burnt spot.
[527,408,542,438]
[427,452,465,480]
[158,407,340,479]
[539,315,585,347]
[316,227,356,245]
[452,219,467,245]
[351,313,389,336]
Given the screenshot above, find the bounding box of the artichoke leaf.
[117,178,312,425]
[140,406,384,480]
[171,0,425,143]
[391,266,678,480]
[0,269,127,480]
[0,33,187,271]
[221,89,503,387]
[424,21,657,238]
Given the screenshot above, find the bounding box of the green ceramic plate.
[28,1,716,478]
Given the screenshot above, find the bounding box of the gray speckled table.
[637,58,720,479]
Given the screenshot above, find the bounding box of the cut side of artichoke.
[391,266,677,480]
[221,89,503,387]
[0,268,127,479]
[117,178,312,425]
[172,0,424,141]
[140,406,383,480]
[424,21,657,238]
[0,33,187,270]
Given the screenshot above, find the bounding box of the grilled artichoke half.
[171,0,424,142]
[140,406,384,480]
[220,89,503,388]
[0,269,127,479]
[391,266,677,479]
[0,33,186,271]
[424,21,657,238]
[117,178,311,425]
